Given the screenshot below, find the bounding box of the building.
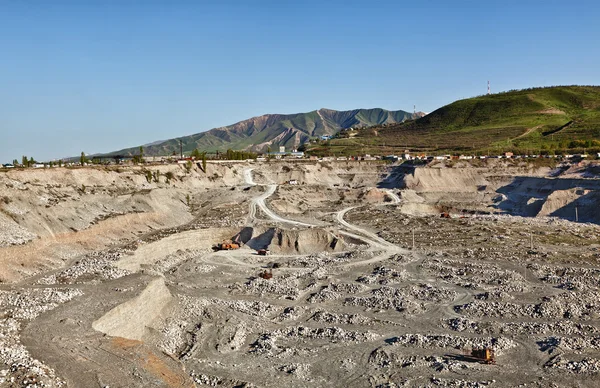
[279,146,285,153]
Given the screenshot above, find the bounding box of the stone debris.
[234,275,300,300]
[214,298,281,317]
[36,251,128,285]
[456,290,600,320]
[545,355,600,373]
[309,310,373,325]
[386,334,516,353]
[0,287,82,387]
[277,363,311,379]
[345,286,423,313]
[307,282,368,303]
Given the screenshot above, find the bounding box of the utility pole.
[530,233,533,250]
[179,139,183,159]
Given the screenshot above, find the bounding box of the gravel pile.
[538,335,600,353]
[345,286,423,313]
[357,266,408,285]
[421,258,528,293]
[251,326,379,355]
[152,249,208,273]
[408,283,456,303]
[36,250,128,285]
[0,288,83,320]
[309,310,373,325]
[387,334,516,352]
[235,275,300,300]
[275,306,305,322]
[277,363,311,379]
[0,212,37,247]
[189,370,256,387]
[0,287,82,387]
[214,298,281,317]
[157,317,188,355]
[456,291,600,320]
[276,326,379,343]
[429,377,496,387]
[530,263,600,291]
[545,355,600,373]
[307,282,367,303]
[285,252,350,268]
[444,317,600,336]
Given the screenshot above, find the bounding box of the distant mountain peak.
[103,107,419,157]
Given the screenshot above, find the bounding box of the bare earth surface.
[1,160,599,387]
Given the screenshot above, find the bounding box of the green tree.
[80,152,86,166]
[164,171,174,184]
[191,148,201,159]
[29,157,35,166]
[201,152,207,173]
[152,170,160,183]
[145,170,152,183]
[58,159,63,167]
[22,155,28,167]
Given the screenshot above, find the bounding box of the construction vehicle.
[213,241,240,251]
[259,269,273,280]
[469,348,496,364]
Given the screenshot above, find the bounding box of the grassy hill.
[104,108,418,157]
[308,86,600,156]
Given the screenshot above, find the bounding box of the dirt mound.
[256,162,385,187]
[239,226,344,254]
[92,277,173,341]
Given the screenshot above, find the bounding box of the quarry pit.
[1,160,599,387]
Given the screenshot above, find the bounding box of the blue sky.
[1,0,599,161]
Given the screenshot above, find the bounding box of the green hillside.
[104,108,416,157]
[310,86,600,156]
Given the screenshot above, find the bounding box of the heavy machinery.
[213,241,240,251]
[469,348,496,364]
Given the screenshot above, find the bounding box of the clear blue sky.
[1,0,599,161]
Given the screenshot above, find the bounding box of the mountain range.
[104,108,423,157]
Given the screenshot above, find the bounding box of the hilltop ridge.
[105,107,421,157]
[311,85,600,156]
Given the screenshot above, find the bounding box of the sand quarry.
[1,159,600,387]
